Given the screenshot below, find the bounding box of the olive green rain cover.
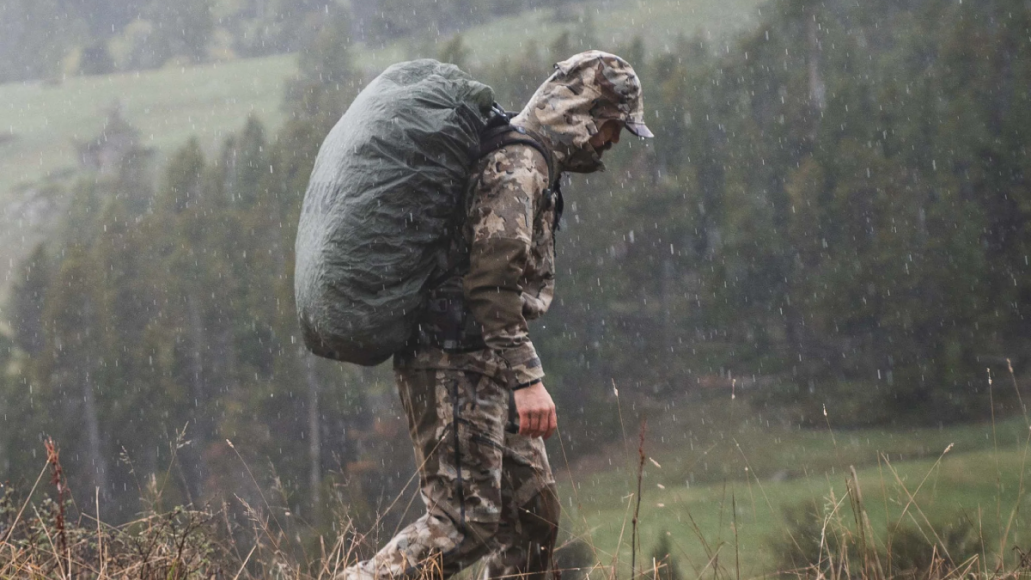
[295,60,495,365]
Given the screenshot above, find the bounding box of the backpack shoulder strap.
[476,108,558,189]
[475,111,564,232]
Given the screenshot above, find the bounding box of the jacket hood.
[511,50,651,174]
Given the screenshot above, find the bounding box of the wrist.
[513,378,542,391]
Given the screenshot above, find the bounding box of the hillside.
[0,54,295,302]
[0,0,765,299]
[3,0,1031,576]
[557,396,1031,575]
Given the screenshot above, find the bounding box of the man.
[340,50,653,580]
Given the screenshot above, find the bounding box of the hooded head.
[512,50,653,174]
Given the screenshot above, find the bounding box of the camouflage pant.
[340,364,559,580]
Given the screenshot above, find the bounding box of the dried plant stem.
[556,428,604,571]
[0,462,48,546]
[631,419,647,580]
[610,486,636,580]
[848,465,885,580]
[731,492,740,580]
[998,427,1031,567]
[1006,358,1028,425]
[987,368,1003,571]
[232,543,258,580]
[882,454,955,565]
[96,486,105,579]
[614,379,631,470]
[44,438,67,565]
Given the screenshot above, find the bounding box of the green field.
[432,0,766,69]
[0,0,765,196]
[0,54,297,302]
[0,53,296,198]
[555,398,1031,577]
[0,0,767,298]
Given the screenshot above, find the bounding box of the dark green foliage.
[0,0,85,82]
[113,0,215,70]
[283,5,359,130]
[0,0,606,82]
[0,99,386,525]
[9,245,50,356]
[231,0,327,56]
[4,0,1031,540]
[471,0,1031,427]
[649,533,682,580]
[554,537,596,580]
[78,39,115,75]
[772,502,981,578]
[142,0,214,64]
[438,35,471,71]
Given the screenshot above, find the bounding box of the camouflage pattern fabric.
[337,363,558,580]
[413,50,651,390]
[341,50,652,580]
[513,49,653,174]
[342,139,561,580]
[460,143,556,389]
[406,144,554,389]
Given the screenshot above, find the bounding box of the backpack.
[294,59,555,365]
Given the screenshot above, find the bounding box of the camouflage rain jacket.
[398,51,649,389]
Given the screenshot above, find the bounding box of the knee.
[463,515,502,549]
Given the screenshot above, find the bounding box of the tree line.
[1,0,1029,546]
[0,0,574,83]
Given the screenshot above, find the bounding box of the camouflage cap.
[553,51,654,138]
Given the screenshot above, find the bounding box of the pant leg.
[339,366,508,580]
[483,430,561,580]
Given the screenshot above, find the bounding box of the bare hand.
[512,382,557,439]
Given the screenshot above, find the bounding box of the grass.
[562,446,1031,577]
[0,0,766,196]
[0,53,296,197]
[0,53,296,302]
[555,394,1031,578]
[3,400,1030,578]
[427,0,766,69]
[0,0,766,299]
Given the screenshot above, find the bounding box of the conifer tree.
[9,244,51,356]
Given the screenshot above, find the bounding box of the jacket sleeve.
[462,146,548,389]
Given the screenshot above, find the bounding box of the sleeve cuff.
[497,341,545,390]
[513,378,542,391]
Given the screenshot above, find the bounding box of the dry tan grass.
[4,379,1031,580]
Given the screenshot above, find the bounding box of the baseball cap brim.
[626,121,654,138]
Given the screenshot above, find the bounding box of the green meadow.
[0,0,765,198]
[557,397,1031,577]
[0,0,765,300]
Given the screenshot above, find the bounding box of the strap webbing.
[477,125,558,189]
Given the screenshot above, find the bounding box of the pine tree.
[9,244,51,356]
[36,245,110,509]
[286,5,358,128]
[157,138,206,215]
[438,34,470,71]
[141,0,213,64]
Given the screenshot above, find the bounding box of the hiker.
[338,51,653,580]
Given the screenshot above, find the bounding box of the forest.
[0,0,569,82]
[1,0,1031,574]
